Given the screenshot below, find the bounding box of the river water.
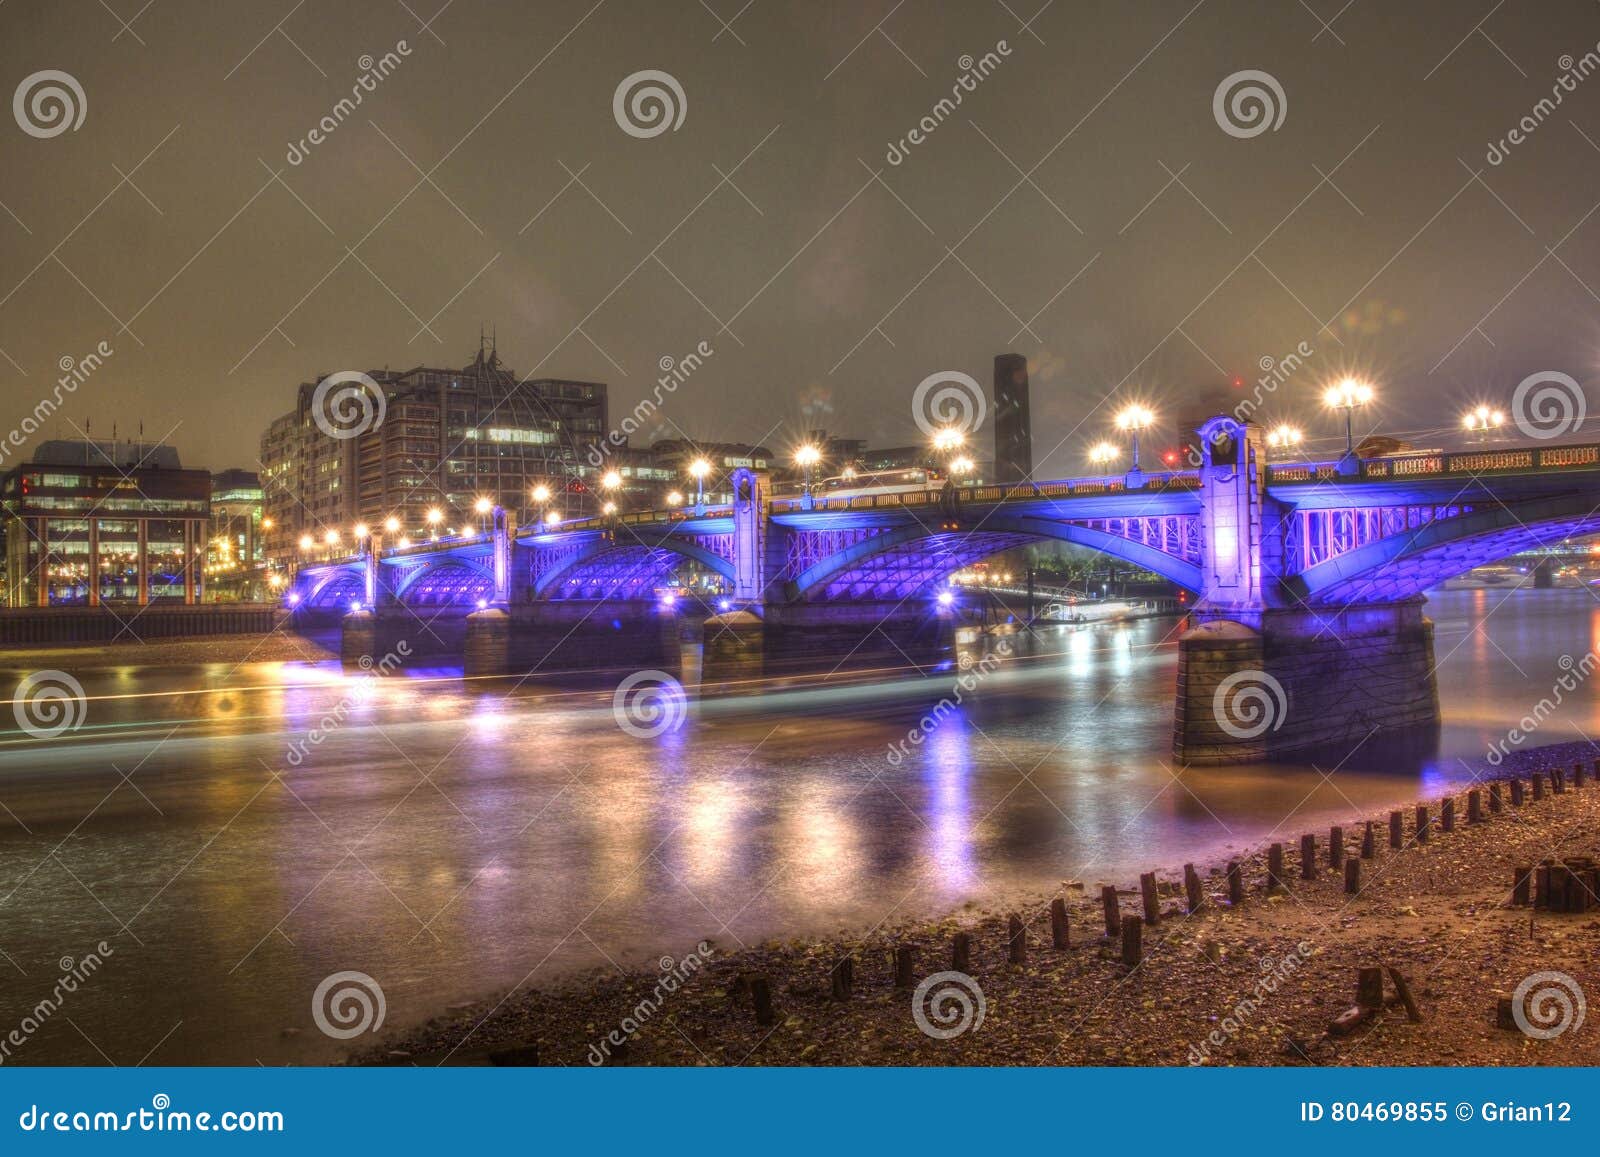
[0,588,1592,1064]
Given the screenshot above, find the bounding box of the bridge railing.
[766,470,1200,515]
[1267,443,1600,484]
[537,506,735,535]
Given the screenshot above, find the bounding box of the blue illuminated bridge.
[291,417,1600,765]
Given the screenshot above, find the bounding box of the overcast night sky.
[3,0,1600,475]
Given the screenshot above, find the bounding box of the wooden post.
[1553,768,1566,794]
[1050,898,1070,950]
[1414,804,1429,844]
[1300,833,1317,880]
[1120,914,1142,967]
[1511,864,1533,907]
[1140,872,1160,926]
[1510,778,1524,806]
[1532,773,1545,801]
[1386,966,1422,1023]
[1467,789,1482,824]
[1496,997,1517,1030]
[1344,857,1360,896]
[1099,886,1120,938]
[1440,796,1455,832]
[830,956,854,1001]
[1575,762,1587,789]
[894,945,916,988]
[1356,966,1384,1011]
[1489,782,1502,813]
[1184,864,1203,914]
[1389,810,1403,848]
[1361,821,1375,859]
[1268,843,1285,890]
[951,932,971,973]
[1227,860,1243,905]
[1329,826,1344,869]
[1007,913,1027,964]
[751,975,775,1026]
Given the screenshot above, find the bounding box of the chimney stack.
[993,353,1032,484]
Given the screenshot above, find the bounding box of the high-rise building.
[1,440,211,607]
[992,353,1032,483]
[259,342,606,566]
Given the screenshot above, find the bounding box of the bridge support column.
[1175,600,1440,765]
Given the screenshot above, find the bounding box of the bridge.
[289,416,1600,764]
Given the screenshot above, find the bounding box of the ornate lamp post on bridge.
[1088,441,1120,469]
[688,457,712,516]
[794,443,821,510]
[1114,404,1155,488]
[1265,424,1303,460]
[1461,405,1504,445]
[1323,377,1375,475]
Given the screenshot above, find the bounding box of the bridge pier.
[1174,599,1439,765]
[461,601,681,678]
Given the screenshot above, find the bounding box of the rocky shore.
[362,741,1600,1068]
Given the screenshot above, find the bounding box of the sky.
[2,0,1600,477]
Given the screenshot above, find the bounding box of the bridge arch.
[1285,491,1600,605]
[392,558,496,607]
[789,513,1202,602]
[301,564,366,609]
[533,533,735,600]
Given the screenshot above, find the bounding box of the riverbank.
[366,741,1600,1067]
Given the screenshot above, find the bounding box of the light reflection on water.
[0,588,1594,1064]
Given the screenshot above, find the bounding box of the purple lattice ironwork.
[1285,503,1472,571]
[1065,514,1200,565]
[785,527,892,580]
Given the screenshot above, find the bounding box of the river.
[0,588,1591,1064]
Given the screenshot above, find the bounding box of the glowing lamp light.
[1322,377,1374,409]
[660,592,677,608]
[324,529,340,546]
[1114,404,1155,432]
[950,455,975,477]
[532,484,551,504]
[287,592,301,605]
[262,517,274,530]
[931,427,965,452]
[1088,441,1119,465]
[666,490,684,506]
[717,598,731,612]
[794,444,821,467]
[398,536,411,549]
[602,501,618,516]
[298,534,314,551]
[353,522,370,540]
[936,590,955,607]
[474,497,493,515]
[601,470,623,491]
[349,601,362,613]
[426,508,443,526]
[476,598,488,610]
[544,511,561,527]
[688,458,711,480]
[1266,425,1304,450]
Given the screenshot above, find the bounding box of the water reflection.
[0,589,1596,1063]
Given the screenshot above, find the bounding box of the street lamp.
[600,470,623,518]
[1088,441,1120,468]
[795,443,821,509]
[602,501,618,517]
[383,516,400,534]
[1323,377,1374,473]
[1462,405,1504,443]
[353,523,370,541]
[426,507,443,541]
[1265,425,1304,459]
[298,533,314,552]
[950,455,975,481]
[666,489,684,507]
[1114,404,1155,485]
[689,457,712,515]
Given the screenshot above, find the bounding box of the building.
[207,469,267,600]
[647,439,775,503]
[0,440,211,607]
[992,353,1032,483]
[259,341,607,565]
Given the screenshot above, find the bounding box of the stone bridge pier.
[1172,417,1439,764]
